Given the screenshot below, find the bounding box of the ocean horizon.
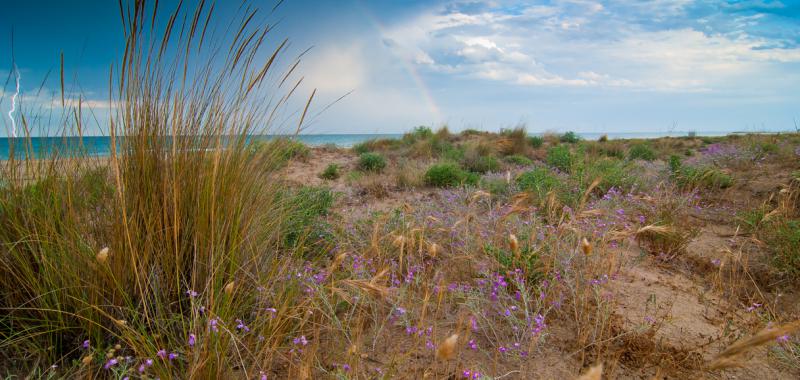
[0,130,792,159]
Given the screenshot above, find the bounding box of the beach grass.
[2,1,800,379]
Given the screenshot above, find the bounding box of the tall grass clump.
[497,126,529,155]
[628,143,656,161]
[0,1,320,377]
[516,167,563,203]
[358,152,387,172]
[559,131,581,144]
[546,145,574,173]
[424,163,478,187]
[319,163,341,180]
[669,155,733,190]
[528,135,544,148]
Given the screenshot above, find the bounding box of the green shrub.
[628,143,656,161]
[461,128,484,136]
[407,134,455,159]
[546,145,573,172]
[424,163,478,187]
[505,154,533,166]
[353,141,371,154]
[250,137,310,168]
[602,146,625,159]
[441,145,466,162]
[670,157,733,190]
[461,150,500,173]
[516,167,562,198]
[352,138,400,154]
[528,135,544,148]
[484,242,542,282]
[669,155,682,173]
[481,178,511,196]
[403,126,434,144]
[560,131,580,144]
[319,163,341,180]
[582,158,639,193]
[766,219,800,278]
[282,186,335,246]
[358,152,387,172]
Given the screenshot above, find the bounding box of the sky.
[1,0,800,137]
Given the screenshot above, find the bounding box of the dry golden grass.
[709,320,800,370]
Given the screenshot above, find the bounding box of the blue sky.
[2,0,800,136]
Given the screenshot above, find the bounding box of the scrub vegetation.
[2,1,800,379]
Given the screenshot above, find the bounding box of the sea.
[0,131,781,159]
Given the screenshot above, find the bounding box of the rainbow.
[357,3,442,122]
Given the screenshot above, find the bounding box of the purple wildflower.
[235,319,250,333]
[188,333,196,347]
[157,349,167,359]
[104,358,118,370]
[82,339,90,349]
[293,335,308,346]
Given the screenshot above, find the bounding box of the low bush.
[394,160,426,189]
[358,152,387,172]
[424,163,478,187]
[628,143,656,161]
[765,219,800,278]
[546,145,573,172]
[528,135,544,148]
[460,128,484,136]
[581,158,639,193]
[481,178,511,196]
[402,126,434,144]
[560,131,581,144]
[352,138,400,154]
[282,186,335,246]
[505,154,533,166]
[497,127,529,156]
[461,149,500,173]
[669,156,733,189]
[600,143,625,159]
[516,167,562,199]
[319,163,341,180]
[251,137,310,168]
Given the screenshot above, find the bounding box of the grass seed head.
[428,242,440,258]
[96,247,109,263]
[576,363,603,380]
[224,281,235,296]
[436,333,459,360]
[581,237,593,256]
[509,234,519,254]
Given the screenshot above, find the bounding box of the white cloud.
[303,44,366,93]
[377,0,800,93]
